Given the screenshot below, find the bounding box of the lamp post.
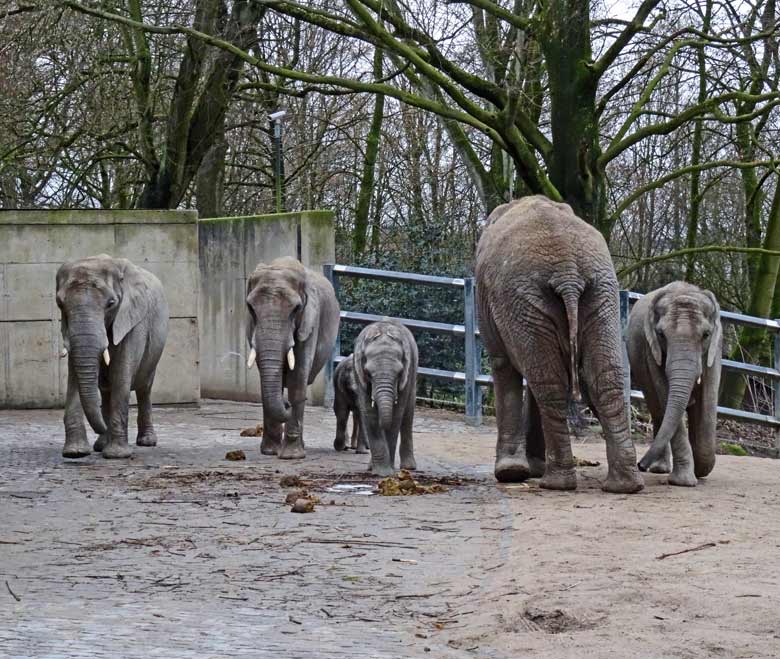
[269,110,287,213]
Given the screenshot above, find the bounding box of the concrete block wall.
[0,210,200,408]
[199,210,335,404]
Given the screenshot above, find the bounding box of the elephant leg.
[334,396,350,452]
[363,410,394,477]
[492,355,532,483]
[279,381,306,460]
[642,386,671,474]
[385,418,401,472]
[261,419,283,455]
[62,368,91,459]
[668,420,696,487]
[531,381,577,491]
[579,312,643,494]
[523,390,546,478]
[102,360,132,460]
[135,378,158,447]
[399,402,416,471]
[93,386,111,452]
[353,413,369,454]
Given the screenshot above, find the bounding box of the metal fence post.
[619,290,631,430]
[323,264,339,408]
[464,277,482,426]
[774,324,780,456]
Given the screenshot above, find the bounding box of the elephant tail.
[552,279,584,404]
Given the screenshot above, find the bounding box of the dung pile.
[377,470,447,496]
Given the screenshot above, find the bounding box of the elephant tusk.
[247,348,256,368]
[287,348,295,371]
[102,349,110,366]
[59,348,68,359]
[697,376,702,385]
[371,398,375,408]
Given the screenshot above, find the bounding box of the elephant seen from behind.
[56,254,168,459]
[627,281,722,486]
[352,321,418,477]
[476,196,643,493]
[246,257,340,460]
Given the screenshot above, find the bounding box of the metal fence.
[323,264,780,436]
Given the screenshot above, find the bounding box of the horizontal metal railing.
[324,264,780,433]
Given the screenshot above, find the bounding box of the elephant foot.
[278,436,305,460]
[494,454,532,483]
[101,441,132,459]
[540,467,577,491]
[260,436,281,456]
[400,457,417,471]
[355,444,369,454]
[93,434,109,452]
[648,458,671,474]
[136,430,157,447]
[333,436,348,452]
[602,468,644,494]
[370,462,395,477]
[62,436,92,459]
[669,468,697,487]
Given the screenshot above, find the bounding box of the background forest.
[2,0,780,410]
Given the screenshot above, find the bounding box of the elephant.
[333,355,368,453]
[476,196,643,493]
[627,281,722,486]
[352,321,418,477]
[245,257,340,459]
[55,254,168,459]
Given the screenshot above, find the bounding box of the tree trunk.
[540,0,604,231]
[353,47,385,256]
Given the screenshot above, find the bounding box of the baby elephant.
[627,281,722,486]
[353,321,418,476]
[333,355,367,453]
[56,255,168,459]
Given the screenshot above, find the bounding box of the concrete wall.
[0,210,200,408]
[199,210,335,404]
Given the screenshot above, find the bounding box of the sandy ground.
[1,400,779,658]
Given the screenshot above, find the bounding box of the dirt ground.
[1,401,780,659]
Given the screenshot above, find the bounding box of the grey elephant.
[333,355,367,453]
[352,321,418,476]
[245,257,340,459]
[56,254,168,459]
[476,196,643,493]
[627,281,722,486]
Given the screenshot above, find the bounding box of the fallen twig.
[5,581,21,602]
[305,538,417,549]
[0,540,22,545]
[656,542,717,560]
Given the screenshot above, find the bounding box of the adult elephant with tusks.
[476,196,643,493]
[627,281,722,486]
[245,257,340,460]
[56,254,168,459]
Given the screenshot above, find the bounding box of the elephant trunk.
[68,319,107,435]
[256,332,290,423]
[638,344,699,471]
[373,374,396,432]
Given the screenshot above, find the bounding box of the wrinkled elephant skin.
[56,254,168,460]
[476,196,643,494]
[627,281,722,486]
[333,355,367,453]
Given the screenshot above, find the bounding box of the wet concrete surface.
[2,402,780,658]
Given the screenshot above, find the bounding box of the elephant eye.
[106,297,117,308]
[703,329,711,339]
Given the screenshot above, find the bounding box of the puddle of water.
[325,483,375,496]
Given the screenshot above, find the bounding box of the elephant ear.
[704,290,722,368]
[296,274,321,343]
[55,262,71,351]
[643,294,663,366]
[245,277,258,347]
[353,331,368,390]
[112,259,150,345]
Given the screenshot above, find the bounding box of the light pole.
[269,110,287,213]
